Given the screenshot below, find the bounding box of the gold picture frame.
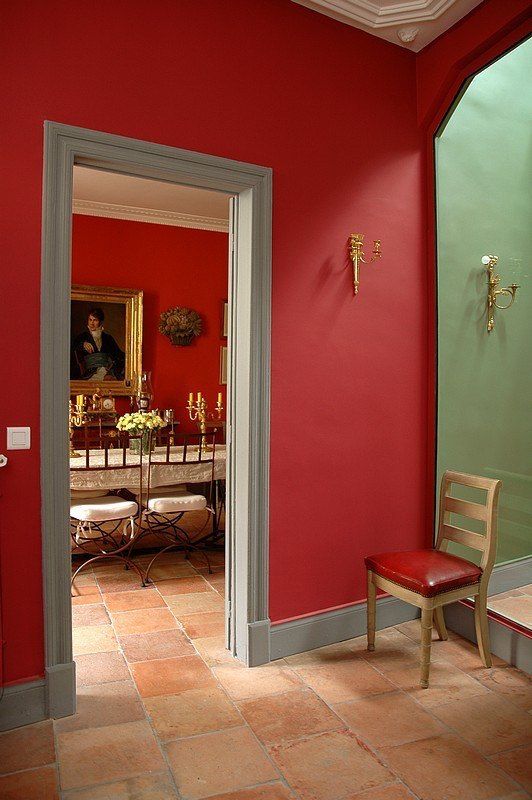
[220,346,227,385]
[221,300,228,338]
[70,284,143,396]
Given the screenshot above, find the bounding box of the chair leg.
[367,570,376,652]
[474,587,492,668]
[433,606,448,641]
[420,607,433,688]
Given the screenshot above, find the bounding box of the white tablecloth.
[70,445,226,491]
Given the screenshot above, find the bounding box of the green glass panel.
[435,39,532,567]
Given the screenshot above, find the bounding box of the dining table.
[70,444,226,491]
[70,444,226,541]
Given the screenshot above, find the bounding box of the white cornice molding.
[297,0,457,28]
[72,199,229,232]
[291,0,483,50]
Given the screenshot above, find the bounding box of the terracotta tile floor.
[1,556,531,800]
[488,585,532,631]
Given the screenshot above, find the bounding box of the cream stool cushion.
[146,490,207,514]
[70,496,138,523]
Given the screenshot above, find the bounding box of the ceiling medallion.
[397,27,420,43]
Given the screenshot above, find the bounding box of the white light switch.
[7,427,31,450]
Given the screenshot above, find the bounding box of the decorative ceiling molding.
[72,199,229,232]
[291,0,484,51]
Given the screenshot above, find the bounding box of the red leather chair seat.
[364,549,482,597]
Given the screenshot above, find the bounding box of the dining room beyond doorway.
[68,167,232,684]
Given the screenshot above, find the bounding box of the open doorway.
[69,167,231,687]
[434,38,532,635]
[41,123,272,719]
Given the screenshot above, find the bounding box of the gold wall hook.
[348,233,381,295]
[482,254,520,332]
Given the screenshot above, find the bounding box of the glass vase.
[129,433,152,455]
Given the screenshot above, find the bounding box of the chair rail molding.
[291,0,484,51]
[36,122,272,728]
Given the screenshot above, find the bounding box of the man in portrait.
[71,307,125,381]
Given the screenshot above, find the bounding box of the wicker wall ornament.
[159,306,203,346]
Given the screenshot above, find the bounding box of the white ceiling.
[73,166,230,230]
[291,0,484,52]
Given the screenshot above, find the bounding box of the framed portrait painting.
[70,285,143,396]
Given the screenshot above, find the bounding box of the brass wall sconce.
[482,254,519,333]
[348,233,382,295]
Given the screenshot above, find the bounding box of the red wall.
[2,0,519,685]
[72,215,228,428]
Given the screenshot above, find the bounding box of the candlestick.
[69,399,89,458]
[186,392,224,451]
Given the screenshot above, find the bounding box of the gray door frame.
[41,122,272,718]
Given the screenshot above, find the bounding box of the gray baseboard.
[0,679,47,732]
[247,619,271,667]
[46,661,76,719]
[270,596,419,660]
[489,557,532,595]
[0,660,75,732]
[446,602,531,674]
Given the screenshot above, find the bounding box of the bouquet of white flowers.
[116,411,166,453]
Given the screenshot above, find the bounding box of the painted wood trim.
[489,556,532,595]
[40,122,272,726]
[269,596,419,660]
[0,680,46,732]
[445,601,531,674]
[73,199,229,232]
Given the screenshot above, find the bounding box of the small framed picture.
[220,346,227,385]
[221,301,228,338]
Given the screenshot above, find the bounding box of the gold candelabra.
[186,392,223,450]
[482,254,520,333]
[348,233,382,295]
[69,397,88,458]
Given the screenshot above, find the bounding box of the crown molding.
[297,0,457,28]
[291,0,483,51]
[72,199,229,232]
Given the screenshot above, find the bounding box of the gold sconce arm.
[348,233,382,295]
[482,255,520,332]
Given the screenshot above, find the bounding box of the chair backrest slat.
[436,470,501,581]
[444,496,487,522]
[146,430,216,507]
[442,523,486,552]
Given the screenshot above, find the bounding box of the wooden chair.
[365,470,501,688]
